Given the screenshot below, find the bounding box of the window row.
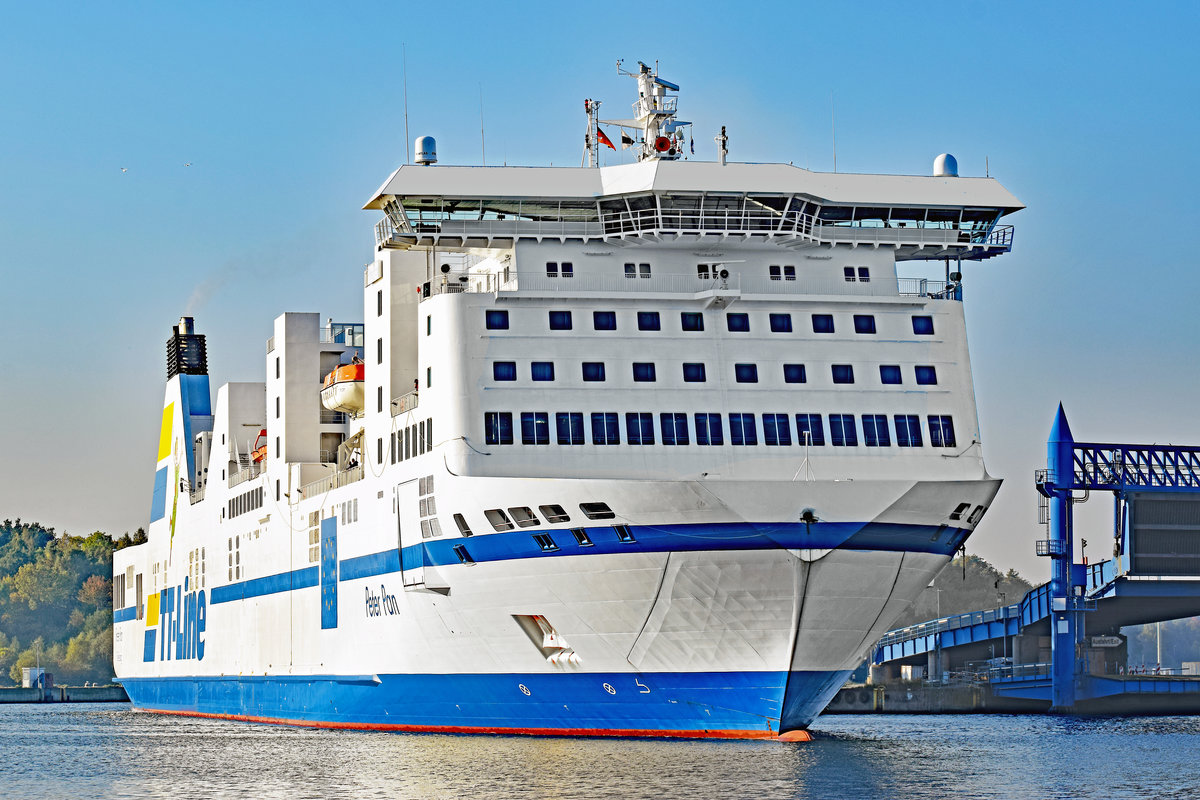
[388,417,434,465]
[485,308,935,336]
[492,360,938,386]
[228,486,263,520]
[484,411,957,449]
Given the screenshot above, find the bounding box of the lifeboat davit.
[321,362,365,416]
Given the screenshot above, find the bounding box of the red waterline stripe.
[137,707,812,742]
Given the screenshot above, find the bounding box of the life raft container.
[320,362,365,416]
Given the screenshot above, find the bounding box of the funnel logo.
[142,579,206,663]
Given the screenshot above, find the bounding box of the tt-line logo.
[146,581,207,662]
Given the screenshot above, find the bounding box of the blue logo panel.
[150,467,168,522]
[320,517,338,629]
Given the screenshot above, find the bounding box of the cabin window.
[895,415,923,447]
[591,413,620,445]
[453,513,473,537]
[377,290,383,317]
[683,363,706,382]
[426,367,431,388]
[485,509,514,531]
[484,412,513,445]
[783,364,807,384]
[694,413,723,445]
[546,261,558,277]
[625,412,655,445]
[769,265,796,281]
[493,361,517,381]
[509,507,540,528]
[632,363,657,382]
[593,311,617,330]
[540,504,571,523]
[580,502,615,520]
[582,362,606,382]
[916,366,938,386]
[377,338,383,363]
[680,312,704,332]
[521,412,550,445]
[795,414,825,446]
[729,413,758,446]
[832,364,855,384]
[531,362,555,382]
[863,415,891,447]
[727,313,750,332]
[637,311,661,331]
[561,262,574,277]
[929,416,957,448]
[697,264,712,279]
[858,267,871,282]
[770,313,793,333]
[549,310,573,330]
[763,414,792,446]
[556,413,584,445]
[853,315,877,334]
[377,385,383,413]
[660,413,689,446]
[880,365,902,385]
[912,315,935,335]
[735,364,759,383]
[829,414,858,446]
[812,314,835,333]
[486,310,509,330]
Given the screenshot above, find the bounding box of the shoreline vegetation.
[0,519,143,686]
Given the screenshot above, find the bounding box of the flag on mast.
[621,131,634,149]
[596,127,616,150]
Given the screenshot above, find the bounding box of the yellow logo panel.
[146,592,160,627]
[157,403,174,462]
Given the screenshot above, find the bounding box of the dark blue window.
[582,362,606,382]
[549,310,572,330]
[727,313,750,332]
[531,362,555,381]
[770,313,793,333]
[912,315,935,335]
[626,412,655,445]
[683,363,707,382]
[879,365,902,385]
[484,412,513,445]
[493,361,517,381]
[660,413,689,445]
[637,311,661,331]
[831,364,855,384]
[681,312,704,332]
[633,362,657,382]
[735,363,759,383]
[591,412,620,445]
[795,414,825,446]
[485,310,509,330]
[695,413,723,446]
[915,366,938,386]
[854,315,877,334]
[829,414,858,446]
[862,414,891,447]
[556,412,584,445]
[729,413,758,446]
[763,413,792,446]
[593,311,617,331]
[812,314,835,333]
[928,415,956,448]
[521,412,550,445]
[783,364,807,384]
[895,415,923,447]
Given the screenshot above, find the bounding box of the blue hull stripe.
[202,520,965,606]
[118,669,845,735]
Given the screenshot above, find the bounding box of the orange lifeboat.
[321,361,365,416]
[251,429,268,463]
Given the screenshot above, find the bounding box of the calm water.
[2,704,1199,799]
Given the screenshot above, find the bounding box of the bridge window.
[727,313,750,332]
[593,311,617,331]
[556,413,584,445]
[880,365,902,385]
[770,313,793,333]
[928,415,956,448]
[853,315,877,334]
[548,310,572,330]
[729,413,758,446]
[626,412,655,445]
[660,412,689,445]
[591,413,620,445]
[812,314,835,333]
[862,415,891,447]
[763,414,792,446]
[796,414,825,446]
[582,362,606,382]
[912,316,935,335]
[829,414,858,446]
[895,415,923,447]
[520,412,550,445]
[493,361,517,381]
[484,412,513,445]
[915,366,938,386]
[485,310,509,330]
[695,413,723,445]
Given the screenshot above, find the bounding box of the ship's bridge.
[364,161,1023,262]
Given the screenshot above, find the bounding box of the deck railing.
[299,464,363,499]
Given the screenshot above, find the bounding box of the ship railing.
[320,322,364,347]
[319,409,348,425]
[299,464,364,499]
[391,390,419,416]
[266,336,275,354]
[228,464,262,488]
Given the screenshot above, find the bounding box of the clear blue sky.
[2,1,1198,580]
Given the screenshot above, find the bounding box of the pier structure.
[868,407,1200,713]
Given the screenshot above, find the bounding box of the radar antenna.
[585,59,692,164]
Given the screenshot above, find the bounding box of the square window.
[626,412,655,445]
[831,364,855,384]
[637,311,661,331]
[915,366,938,385]
[912,315,935,335]
[770,313,793,333]
[561,262,574,277]
[556,412,585,445]
[580,502,615,519]
[929,415,956,447]
[582,362,606,382]
[683,363,707,382]
[726,313,750,332]
[858,267,870,282]
[486,310,509,330]
[681,312,704,332]
[510,506,540,528]
[531,362,555,381]
[493,361,517,381]
[895,415,923,447]
[520,412,550,445]
[730,413,758,446]
[540,504,571,523]
[549,310,573,330]
[546,261,558,277]
[697,264,712,279]
[829,414,858,446]
[695,413,723,445]
[853,315,876,334]
[769,265,782,281]
[843,267,856,282]
[660,412,689,446]
[795,414,825,446]
[485,509,514,531]
[624,263,637,279]
[812,314,835,333]
[784,265,796,280]
[735,363,759,383]
[639,263,651,278]
[763,413,792,446]
[863,414,891,447]
[593,311,617,331]
[632,363,657,382]
[484,412,513,445]
[591,412,620,445]
[783,364,807,384]
[880,365,902,385]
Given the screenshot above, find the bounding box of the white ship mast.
[585,60,692,167]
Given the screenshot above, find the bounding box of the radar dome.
[415,136,437,165]
[933,153,958,177]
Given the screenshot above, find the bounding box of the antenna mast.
[403,44,411,164]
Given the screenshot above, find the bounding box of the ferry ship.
[112,62,1022,739]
